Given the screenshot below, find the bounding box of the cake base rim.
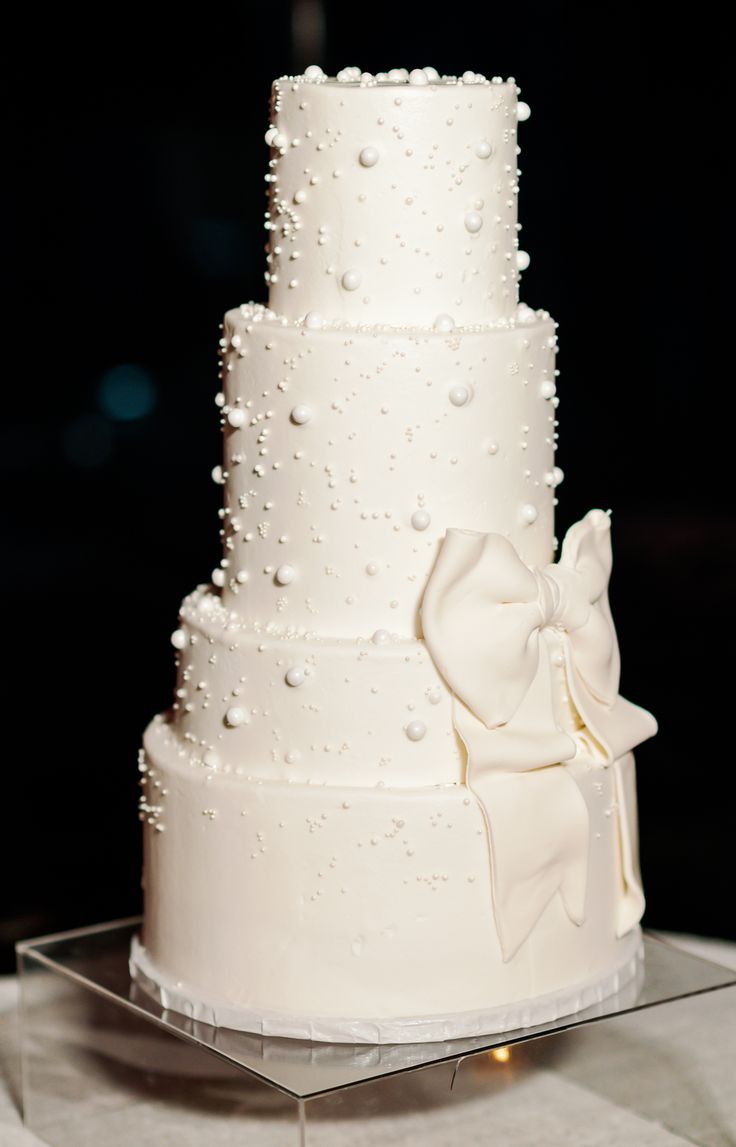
[129,927,643,1046]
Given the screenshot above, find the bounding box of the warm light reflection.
[491,1046,511,1063]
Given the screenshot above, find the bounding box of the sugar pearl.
[203,750,220,769]
[359,146,379,167]
[171,629,186,650]
[290,404,313,424]
[225,707,246,727]
[521,503,538,524]
[516,250,531,271]
[341,269,361,291]
[304,65,324,80]
[434,314,455,332]
[411,509,431,531]
[406,720,427,741]
[475,139,493,159]
[540,379,556,399]
[304,311,325,330]
[227,408,246,428]
[235,569,249,584]
[517,101,531,121]
[449,385,470,407]
[409,68,429,85]
[211,568,226,587]
[275,564,295,585]
[365,562,379,576]
[464,211,483,233]
[372,629,391,645]
[285,667,305,687]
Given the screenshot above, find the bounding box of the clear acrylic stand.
[14,918,736,1146]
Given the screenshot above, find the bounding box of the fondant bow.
[421,509,657,960]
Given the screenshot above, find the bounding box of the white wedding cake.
[131,66,657,1044]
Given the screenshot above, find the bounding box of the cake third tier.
[216,302,560,636]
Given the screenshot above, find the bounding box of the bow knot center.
[536,567,590,633]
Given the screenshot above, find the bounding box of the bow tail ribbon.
[453,647,589,961]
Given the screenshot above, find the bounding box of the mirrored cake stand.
[13,918,736,1146]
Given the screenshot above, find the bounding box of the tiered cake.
[131,65,657,1043]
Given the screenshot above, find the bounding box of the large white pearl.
[285,667,305,687]
[434,314,455,332]
[475,139,493,159]
[516,250,531,271]
[235,569,249,584]
[517,101,531,121]
[464,211,483,233]
[372,629,390,645]
[406,720,427,741]
[290,404,313,424]
[449,385,470,407]
[225,706,246,727]
[211,568,226,587]
[227,408,246,428]
[170,629,186,650]
[304,64,324,80]
[275,564,295,585]
[411,509,431,531]
[359,146,379,167]
[341,269,361,291]
[409,68,429,85]
[304,311,325,330]
[540,379,556,399]
[422,66,439,81]
[520,503,538,524]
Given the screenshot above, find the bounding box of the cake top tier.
[265,67,529,329]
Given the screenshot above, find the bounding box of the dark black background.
[3,2,734,969]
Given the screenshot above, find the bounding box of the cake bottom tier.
[134,719,643,1043]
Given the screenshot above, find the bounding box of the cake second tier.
[216,302,559,636]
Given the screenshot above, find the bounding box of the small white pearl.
[304,64,324,80]
[211,465,224,485]
[434,313,455,332]
[284,749,301,764]
[464,211,483,233]
[517,101,531,121]
[275,564,295,585]
[341,269,361,291]
[449,385,470,407]
[540,379,556,399]
[293,189,307,204]
[487,442,499,455]
[290,404,313,424]
[211,568,226,587]
[406,720,427,742]
[516,249,531,271]
[428,687,442,705]
[372,629,390,645]
[225,706,246,727]
[170,629,186,650]
[553,466,565,487]
[409,68,429,85]
[285,667,305,687]
[304,311,325,330]
[411,509,431,531]
[552,650,565,667]
[521,503,538,524]
[359,146,379,167]
[422,66,439,81]
[475,139,492,159]
[235,569,249,584]
[203,750,220,769]
[227,408,246,428]
[272,131,288,149]
[365,562,379,576]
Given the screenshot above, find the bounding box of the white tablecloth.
[1,934,734,1146]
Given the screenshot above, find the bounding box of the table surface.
[2,933,734,1146]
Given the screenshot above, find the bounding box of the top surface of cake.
[265,65,528,328]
